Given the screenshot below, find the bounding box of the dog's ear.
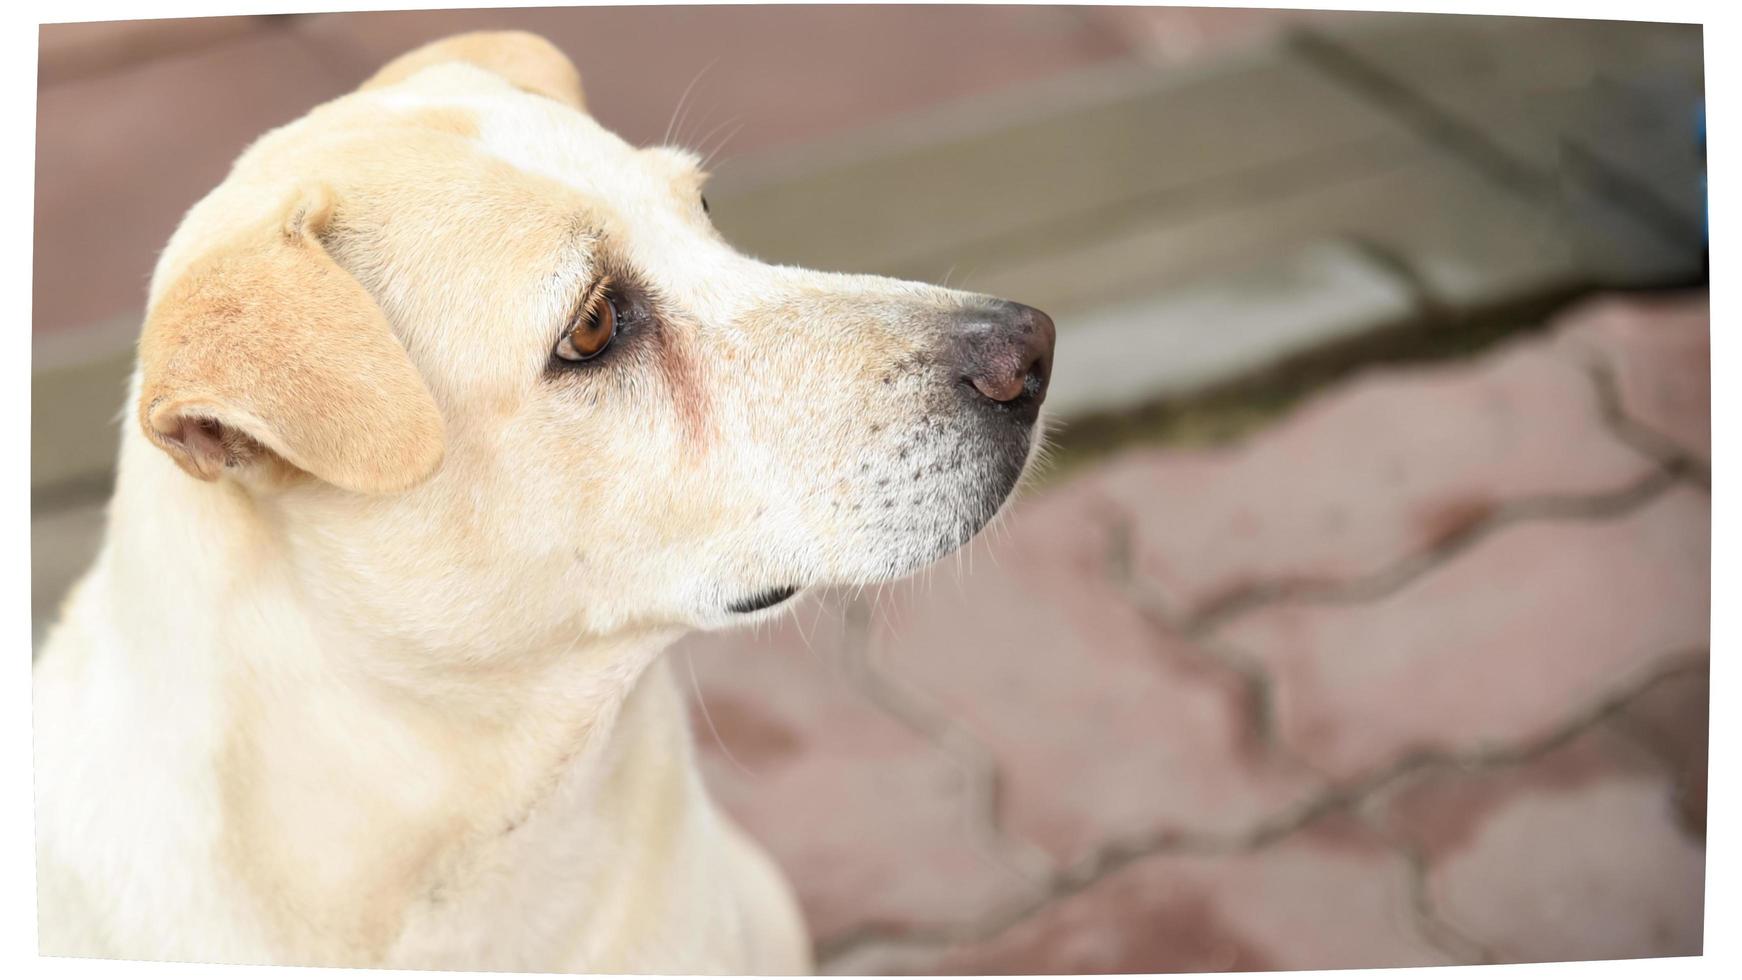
[360,30,585,110]
[137,185,446,495]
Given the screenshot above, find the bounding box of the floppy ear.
[138,186,446,495]
[360,30,585,110]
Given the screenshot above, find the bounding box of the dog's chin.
[710,422,1040,625]
[885,478,1016,574]
[840,422,1038,586]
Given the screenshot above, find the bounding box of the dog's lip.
[725,585,801,614]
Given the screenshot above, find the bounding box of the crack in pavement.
[1084,329,1694,767]
[831,595,1058,894]
[1353,650,1710,967]
[1101,506,1295,766]
[1182,464,1684,639]
[1598,681,1711,845]
[819,651,1708,971]
[1089,320,1704,644]
[1351,794,1503,965]
[1557,335,1711,490]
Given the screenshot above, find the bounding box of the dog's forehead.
[365,63,703,215]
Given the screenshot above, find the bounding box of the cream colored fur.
[33,32,1043,973]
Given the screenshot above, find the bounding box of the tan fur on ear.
[138,186,446,495]
[361,30,585,110]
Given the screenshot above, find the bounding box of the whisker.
[789,599,813,653]
[811,594,830,642]
[663,58,720,148]
[685,651,758,779]
[875,594,902,649]
[699,119,747,172]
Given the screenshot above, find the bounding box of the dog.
[33,31,1054,973]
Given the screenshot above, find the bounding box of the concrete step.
[1045,239,1417,419]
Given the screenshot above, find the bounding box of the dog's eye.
[700,194,710,216]
[555,292,618,362]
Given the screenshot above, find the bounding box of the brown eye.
[700,194,710,215]
[556,292,618,362]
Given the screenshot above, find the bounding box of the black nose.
[949,300,1055,417]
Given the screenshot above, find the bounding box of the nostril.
[969,370,1028,403]
[963,351,1048,405]
[1024,346,1051,395]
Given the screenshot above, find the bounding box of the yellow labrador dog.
[33,32,1053,973]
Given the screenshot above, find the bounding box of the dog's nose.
[950,301,1055,413]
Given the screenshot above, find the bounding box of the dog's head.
[134,32,1054,649]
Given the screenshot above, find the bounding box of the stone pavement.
[672,291,1709,973]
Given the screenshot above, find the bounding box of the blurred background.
[33,6,1708,974]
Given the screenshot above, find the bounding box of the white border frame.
[7,3,1729,979]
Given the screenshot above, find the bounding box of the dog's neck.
[81,433,701,966]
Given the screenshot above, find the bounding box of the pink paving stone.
[865,479,1324,869]
[1553,292,1711,463]
[1380,727,1704,963]
[1218,486,1710,782]
[671,596,1044,945]
[1088,338,1656,621]
[1614,663,1710,840]
[920,812,1458,974]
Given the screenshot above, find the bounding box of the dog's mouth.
[725,584,801,615]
